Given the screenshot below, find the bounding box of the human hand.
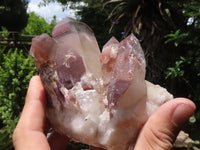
[12,76,69,150]
[13,76,196,150]
[134,97,196,150]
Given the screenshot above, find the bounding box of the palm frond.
[107,1,126,19]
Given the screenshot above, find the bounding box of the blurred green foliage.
[165,0,200,141]
[0,47,37,149]
[0,11,58,149]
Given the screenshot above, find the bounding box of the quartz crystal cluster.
[30,17,173,150]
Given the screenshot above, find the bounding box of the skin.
[12,76,196,150]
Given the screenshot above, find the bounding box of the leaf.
[103,0,123,9]
[107,2,126,19]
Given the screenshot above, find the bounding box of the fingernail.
[172,103,195,126]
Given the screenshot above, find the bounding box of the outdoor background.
[0,0,199,149]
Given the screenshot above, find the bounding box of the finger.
[13,76,50,150]
[48,131,70,150]
[134,98,196,150]
[18,75,47,131]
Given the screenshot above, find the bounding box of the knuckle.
[144,125,174,150]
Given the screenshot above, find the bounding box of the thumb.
[134,98,196,150]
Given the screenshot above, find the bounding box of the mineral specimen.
[30,17,173,150]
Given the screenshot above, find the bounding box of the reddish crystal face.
[30,17,172,150]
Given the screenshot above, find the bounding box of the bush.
[22,12,56,36]
[0,47,37,149]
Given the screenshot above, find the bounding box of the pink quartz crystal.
[30,17,173,150]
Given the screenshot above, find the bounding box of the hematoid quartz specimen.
[30,17,173,150]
